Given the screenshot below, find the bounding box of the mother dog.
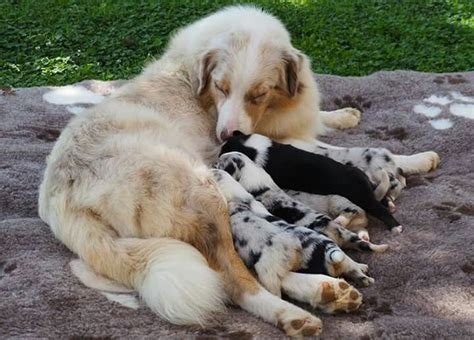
[38,6,439,336]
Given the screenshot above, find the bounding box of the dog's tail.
[56,211,227,326]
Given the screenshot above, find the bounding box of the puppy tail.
[59,212,227,326]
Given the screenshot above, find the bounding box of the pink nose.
[220,128,235,141]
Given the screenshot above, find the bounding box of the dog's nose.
[220,128,234,141]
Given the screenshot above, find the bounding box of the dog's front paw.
[322,107,363,130]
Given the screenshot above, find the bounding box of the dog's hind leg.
[286,191,369,231]
[325,248,375,288]
[326,195,369,229]
[323,222,388,253]
[293,229,375,287]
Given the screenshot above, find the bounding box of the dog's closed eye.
[214,82,228,96]
[247,92,268,104]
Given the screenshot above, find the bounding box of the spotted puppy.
[216,152,387,252]
[212,169,375,296]
[220,132,403,233]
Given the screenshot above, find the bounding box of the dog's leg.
[392,153,440,176]
[281,272,362,313]
[323,245,375,287]
[210,169,322,336]
[323,222,387,252]
[296,231,376,287]
[283,138,439,200]
[320,109,362,130]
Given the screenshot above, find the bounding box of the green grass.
[1,0,473,87]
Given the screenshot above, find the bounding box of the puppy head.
[195,33,306,143]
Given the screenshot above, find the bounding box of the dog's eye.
[253,93,267,100]
[248,92,267,103]
[214,82,227,95]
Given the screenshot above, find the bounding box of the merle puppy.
[212,169,374,295]
[220,132,403,233]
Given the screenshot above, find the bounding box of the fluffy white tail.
[138,239,227,325]
[59,209,227,326]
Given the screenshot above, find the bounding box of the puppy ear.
[281,49,304,97]
[196,50,217,96]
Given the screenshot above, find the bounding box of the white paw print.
[42,84,115,115]
[413,92,474,130]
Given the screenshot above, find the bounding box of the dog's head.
[195,33,307,142]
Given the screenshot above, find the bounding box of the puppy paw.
[391,225,404,234]
[424,151,441,171]
[358,229,370,241]
[353,275,375,287]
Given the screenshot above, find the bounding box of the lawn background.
[1,0,473,87]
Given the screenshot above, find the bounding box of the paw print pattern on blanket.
[413,91,474,130]
[34,127,61,143]
[333,95,372,112]
[365,126,408,141]
[42,85,110,114]
[433,74,467,85]
[432,201,474,223]
[0,260,17,279]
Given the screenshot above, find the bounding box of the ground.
[1,0,473,87]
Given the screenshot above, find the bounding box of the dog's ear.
[196,50,217,96]
[281,49,304,97]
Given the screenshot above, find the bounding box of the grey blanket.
[1,71,473,339]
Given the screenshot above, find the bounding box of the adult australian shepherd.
[38,6,439,336]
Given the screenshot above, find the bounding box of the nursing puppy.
[221,132,403,233]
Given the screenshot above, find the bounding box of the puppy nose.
[220,128,234,141]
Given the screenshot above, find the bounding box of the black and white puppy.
[220,132,403,233]
[211,168,374,295]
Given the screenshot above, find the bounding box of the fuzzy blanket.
[1,71,473,339]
